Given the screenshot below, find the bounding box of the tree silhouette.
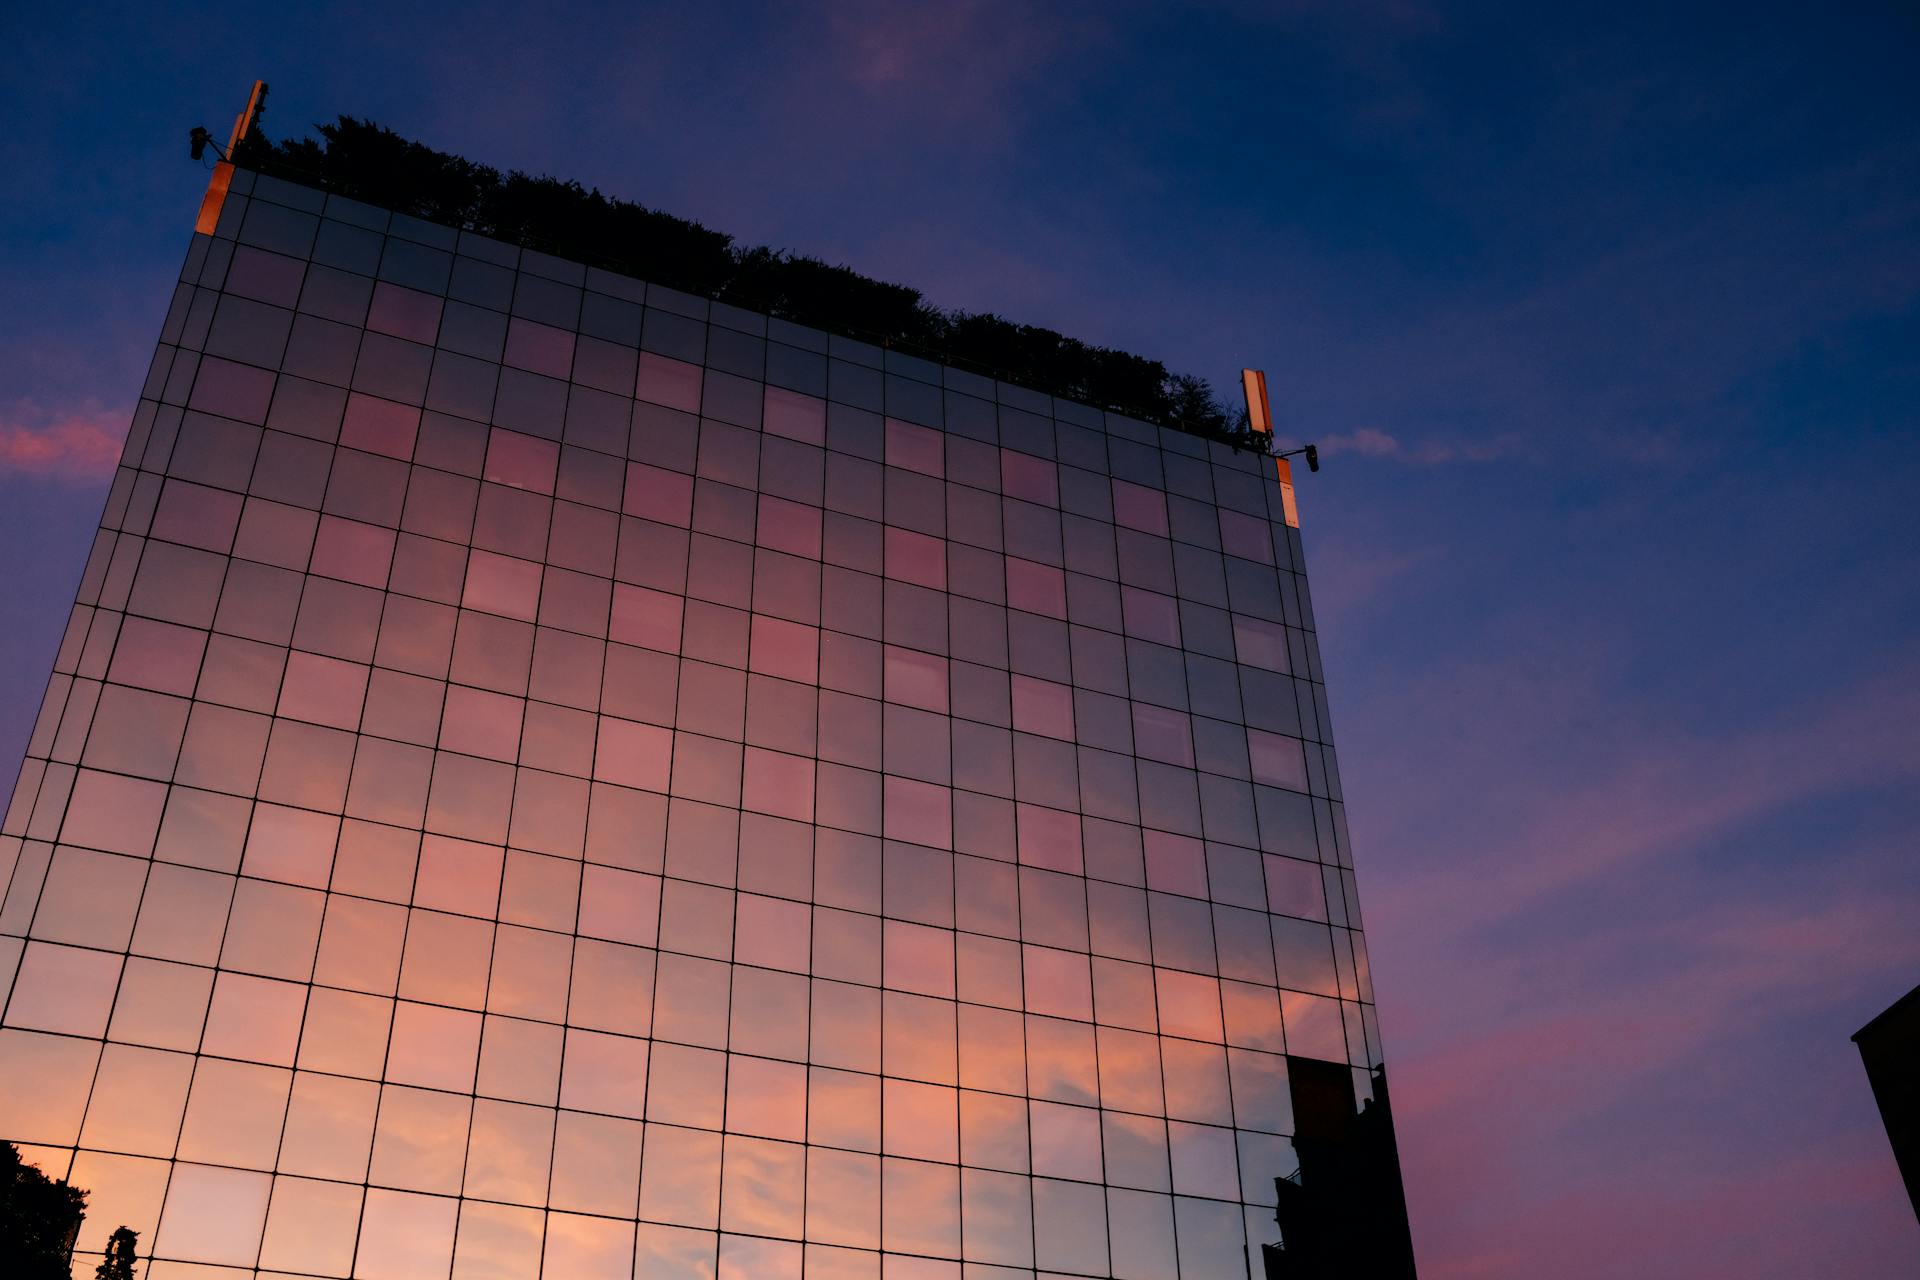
[94,1225,139,1280]
[231,115,1257,446]
[1,1141,88,1278]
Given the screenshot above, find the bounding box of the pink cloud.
[1417,1146,1913,1280]
[828,0,1068,92]
[0,408,126,480]
[1305,540,1439,628]
[1385,865,1920,1279]
[1335,643,1920,1276]
[1368,656,1920,940]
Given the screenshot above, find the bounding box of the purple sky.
[4,3,1917,1274]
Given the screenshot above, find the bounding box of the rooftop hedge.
[231,117,1261,449]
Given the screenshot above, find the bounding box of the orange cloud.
[0,409,126,480]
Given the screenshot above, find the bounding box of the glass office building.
[0,163,1386,1278]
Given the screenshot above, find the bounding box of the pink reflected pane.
[884,526,947,590]
[151,479,240,552]
[1029,1099,1102,1181]
[635,1221,722,1277]
[154,1163,271,1266]
[484,427,560,494]
[1112,478,1170,535]
[356,1188,459,1280]
[59,770,166,857]
[200,971,306,1064]
[639,1124,723,1227]
[414,834,507,917]
[883,776,952,848]
[1010,675,1075,740]
[720,1232,802,1280]
[452,1201,546,1277]
[611,582,686,652]
[1000,449,1059,506]
[720,1133,805,1237]
[438,684,525,763]
[107,616,207,695]
[880,1156,959,1257]
[1248,728,1308,792]
[462,549,543,621]
[543,1211,635,1279]
[233,496,318,568]
[240,804,339,888]
[1156,1042,1231,1126]
[749,615,819,683]
[339,392,420,460]
[277,650,368,729]
[310,515,396,589]
[559,1028,650,1118]
[1263,853,1327,921]
[5,942,120,1037]
[366,281,443,344]
[503,317,575,379]
[1144,831,1209,898]
[624,460,695,525]
[883,1078,959,1162]
[885,419,945,477]
[1232,615,1290,673]
[386,1001,482,1091]
[670,732,744,807]
[726,1056,808,1142]
[1121,585,1181,645]
[1218,508,1276,563]
[1016,803,1082,874]
[1157,968,1226,1042]
[1006,557,1067,619]
[1223,982,1287,1054]
[764,386,826,444]
[0,1031,100,1145]
[1092,959,1159,1034]
[743,746,816,822]
[734,893,811,973]
[804,1148,880,1250]
[1279,990,1349,1063]
[1024,945,1095,1022]
[259,1177,364,1274]
[637,352,704,413]
[757,494,823,559]
[883,646,948,714]
[424,753,515,844]
[883,919,956,999]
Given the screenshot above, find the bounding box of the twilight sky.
[3,3,1917,1275]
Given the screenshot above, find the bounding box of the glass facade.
[0,167,1382,1278]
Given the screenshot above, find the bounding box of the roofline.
[1852,981,1920,1042]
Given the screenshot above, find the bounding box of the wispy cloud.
[1376,657,1920,936]
[0,407,125,481]
[1392,861,1920,1280]
[1308,539,1441,628]
[1308,426,1522,464]
[1355,651,1920,1276]
[825,0,1083,98]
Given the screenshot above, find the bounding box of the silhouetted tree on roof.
[232,116,1264,449]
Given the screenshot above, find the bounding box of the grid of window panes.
[0,168,1381,1280]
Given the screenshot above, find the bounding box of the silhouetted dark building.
[1259,1059,1416,1278]
[0,92,1411,1276]
[1854,982,1920,1222]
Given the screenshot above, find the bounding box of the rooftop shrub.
[233,118,1262,449]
